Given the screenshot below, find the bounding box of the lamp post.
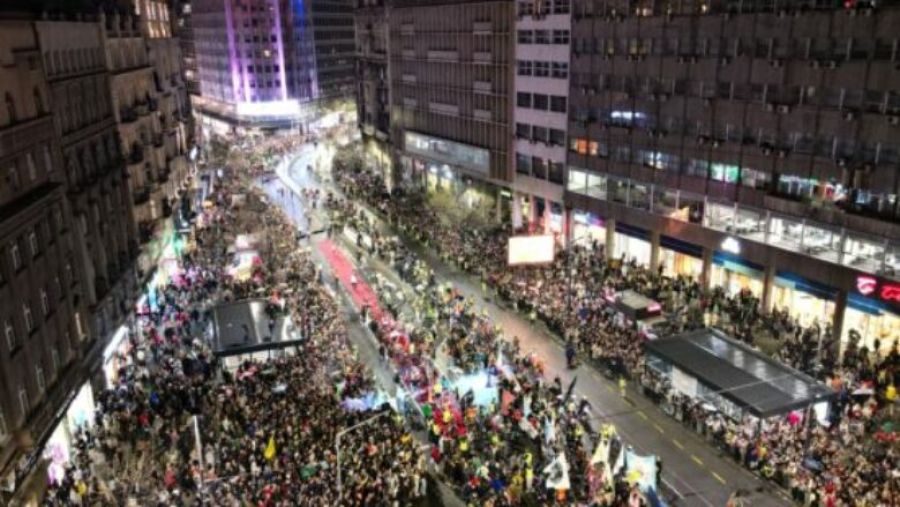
[335,410,391,500]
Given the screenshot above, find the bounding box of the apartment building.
[390,0,515,193]
[0,18,96,504]
[173,0,201,96]
[564,0,899,356]
[511,0,571,232]
[101,1,193,277]
[355,0,392,186]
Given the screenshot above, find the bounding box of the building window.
[10,243,21,271]
[5,93,15,123]
[40,289,50,316]
[51,347,60,374]
[517,30,533,44]
[8,164,19,190]
[551,62,569,79]
[550,95,567,113]
[33,88,44,115]
[54,276,63,299]
[534,30,550,44]
[74,312,84,341]
[532,93,549,110]
[4,320,16,352]
[516,92,531,108]
[534,61,550,77]
[35,365,45,393]
[515,122,531,138]
[18,387,28,418]
[517,60,532,76]
[28,231,39,257]
[552,30,570,45]
[552,0,570,14]
[0,407,7,441]
[23,304,33,333]
[43,146,53,174]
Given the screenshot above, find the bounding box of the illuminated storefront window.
[771,273,837,329]
[659,236,704,278]
[572,210,605,247]
[844,294,900,358]
[711,252,764,298]
[613,225,651,266]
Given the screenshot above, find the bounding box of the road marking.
[672,439,684,450]
[637,411,649,421]
[653,423,665,434]
[691,455,704,467]
[712,472,726,485]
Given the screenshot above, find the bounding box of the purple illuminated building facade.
[192,0,353,126]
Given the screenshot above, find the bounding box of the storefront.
[659,235,704,278]
[571,210,606,248]
[711,251,765,298]
[102,324,133,387]
[43,384,96,486]
[843,276,900,357]
[612,223,651,266]
[770,272,838,329]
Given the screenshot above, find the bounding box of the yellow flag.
[264,435,276,460]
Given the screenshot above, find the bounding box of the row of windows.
[516,123,566,146]
[515,152,565,184]
[571,107,900,165]
[517,29,570,45]
[517,60,569,79]
[4,144,54,198]
[517,0,570,16]
[3,278,69,353]
[516,92,567,113]
[571,36,900,62]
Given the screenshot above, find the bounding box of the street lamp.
[335,410,391,500]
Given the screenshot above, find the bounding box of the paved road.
[258,151,465,507]
[280,150,798,507]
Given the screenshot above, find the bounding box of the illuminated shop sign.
[856,275,900,303]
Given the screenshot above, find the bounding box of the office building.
[564,0,899,356]
[192,0,355,131]
[390,0,515,199]
[355,0,392,186]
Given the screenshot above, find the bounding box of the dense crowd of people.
[42,155,429,506]
[332,159,900,507]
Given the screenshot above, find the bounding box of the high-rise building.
[0,19,89,503]
[564,0,900,356]
[191,0,355,130]
[355,0,392,185]
[510,0,572,232]
[389,0,515,190]
[173,0,201,96]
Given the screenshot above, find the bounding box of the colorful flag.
[264,435,276,460]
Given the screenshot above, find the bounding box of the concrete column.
[649,231,661,272]
[605,218,616,260]
[831,290,848,358]
[512,192,523,230]
[563,207,573,247]
[496,187,503,222]
[700,247,713,291]
[528,195,537,230]
[761,262,777,312]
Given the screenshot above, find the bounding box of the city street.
[270,142,792,507]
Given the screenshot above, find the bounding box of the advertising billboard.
[507,235,555,266]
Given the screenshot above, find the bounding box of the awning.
[644,328,834,418]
